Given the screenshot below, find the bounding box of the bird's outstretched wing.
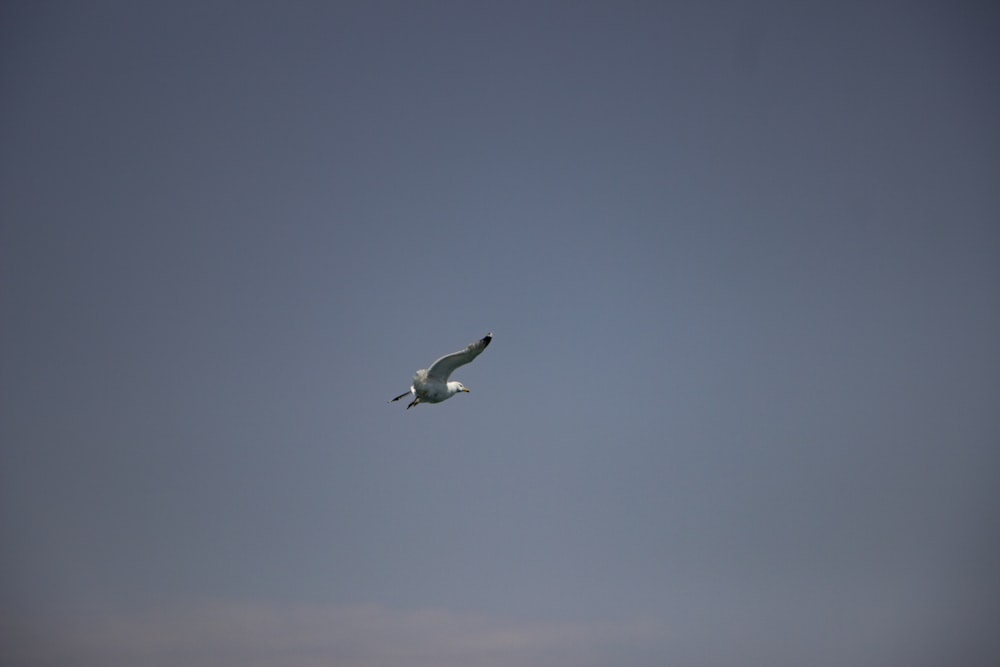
[426,333,493,381]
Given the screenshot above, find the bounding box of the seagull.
[390,332,493,409]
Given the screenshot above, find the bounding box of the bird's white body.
[390,333,492,409]
[411,370,467,404]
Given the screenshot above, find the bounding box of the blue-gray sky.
[2,2,999,665]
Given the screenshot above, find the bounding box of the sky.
[1,1,999,665]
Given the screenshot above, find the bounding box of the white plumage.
[390,333,493,409]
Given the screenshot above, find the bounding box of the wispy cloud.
[2,602,666,667]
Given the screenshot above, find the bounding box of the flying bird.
[390,332,493,409]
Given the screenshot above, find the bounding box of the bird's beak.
[463,387,471,392]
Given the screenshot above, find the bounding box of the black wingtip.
[482,332,492,347]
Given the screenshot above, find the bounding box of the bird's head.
[449,381,470,394]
